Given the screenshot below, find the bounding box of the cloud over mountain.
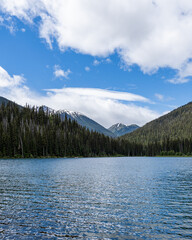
[0,65,159,127]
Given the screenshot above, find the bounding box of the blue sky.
[0,1,192,127]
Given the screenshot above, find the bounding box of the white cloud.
[47,88,150,103]
[93,58,111,66]
[168,61,192,84]
[85,66,90,72]
[180,61,192,78]
[0,16,3,24]
[93,60,100,66]
[2,0,192,82]
[168,77,190,84]
[0,66,40,106]
[53,65,71,79]
[106,58,111,63]
[0,66,160,127]
[0,15,16,33]
[155,93,175,102]
[43,90,159,127]
[155,93,164,101]
[0,66,25,87]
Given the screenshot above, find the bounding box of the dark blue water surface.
[0,157,192,239]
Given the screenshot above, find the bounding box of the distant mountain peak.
[37,105,55,113]
[57,109,83,118]
[108,123,139,137]
[58,109,115,137]
[0,96,129,138]
[116,123,125,127]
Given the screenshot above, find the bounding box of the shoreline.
[0,155,192,160]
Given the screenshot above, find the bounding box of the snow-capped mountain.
[0,97,137,138]
[58,110,115,137]
[0,97,139,137]
[36,105,55,113]
[0,97,115,137]
[108,123,139,137]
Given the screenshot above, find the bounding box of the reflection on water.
[0,157,192,239]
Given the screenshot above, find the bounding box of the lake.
[0,157,192,239]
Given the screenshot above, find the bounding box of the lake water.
[0,157,192,239]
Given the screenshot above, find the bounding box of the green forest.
[0,102,192,158]
[122,102,192,144]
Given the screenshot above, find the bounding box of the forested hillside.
[122,102,192,144]
[0,101,192,158]
[0,102,131,158]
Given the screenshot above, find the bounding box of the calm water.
[0,157,192,239]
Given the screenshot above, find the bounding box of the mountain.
[0,97,114,137]
[0,102,129,158]
[0,96,12,105]
[0,96,23,109]
[121,102,192,144]
[0,97,192,157]
[58,110,115,137]
[108,123,139,137]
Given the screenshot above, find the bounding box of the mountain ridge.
[0,96,14,105]
[0,96,192,156]
[58,109,115,137]
[108,123,139,137]
[121,101,192,143]
[0,97,115,137]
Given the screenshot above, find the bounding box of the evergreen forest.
[0,102,192,158]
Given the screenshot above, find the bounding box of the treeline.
[0,102,191,158]
[126,138,192,156]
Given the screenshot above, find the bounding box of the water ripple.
[0,157,192,239]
